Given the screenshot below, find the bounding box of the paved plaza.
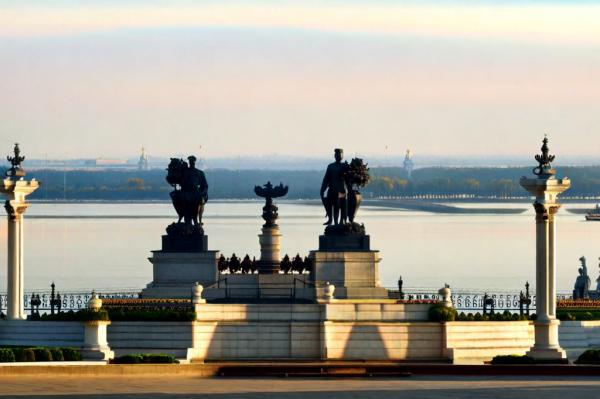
[2,375,600,398]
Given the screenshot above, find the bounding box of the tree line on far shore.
[24,165,600,200]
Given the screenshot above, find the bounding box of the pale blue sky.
[0,1,599,159]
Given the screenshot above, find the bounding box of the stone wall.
[0,312,597,364]
[0,320,83,347]
[559,320,600,359]
[444,321,534,364]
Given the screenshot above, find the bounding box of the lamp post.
[1,144,39,320]
[520,136,569,361]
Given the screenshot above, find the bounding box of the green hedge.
[428,304,458,322]
[40,309,109,322]
[32,348,53,361]
[111,353,179,364]
[575,349,600,364]
[107,309,196,322]
[40,309,195,322]
[12,348,35,362]
[0,347,81,362]
[557,310,600,321]
[456,311,530,322]
[491,355,535,365]
[0,348,15,362]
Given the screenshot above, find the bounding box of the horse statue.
[166,157,208,234]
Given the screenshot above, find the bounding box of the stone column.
[3,197,35,320]
[257,226,282,274]
[520,136,569,362]
[1,144,39,320]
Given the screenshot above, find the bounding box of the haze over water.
[1,202,597,294]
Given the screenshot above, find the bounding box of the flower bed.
[557,299,600,309]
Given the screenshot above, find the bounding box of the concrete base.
[527,319,567,361]
[310,250,387,299]
[142,250,219,298]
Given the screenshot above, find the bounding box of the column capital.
[533,201,561,222]
[4,200,29,220]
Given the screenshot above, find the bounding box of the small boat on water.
[586,204,600,221]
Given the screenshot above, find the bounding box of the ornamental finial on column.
[533,135,556,177]
[6,143,26,177]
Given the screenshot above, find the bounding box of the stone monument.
[573,256,591,300]
[520,136,570,362]
[310,149,387,299]
[1,143,39,320]
[254,182,288,274]
[142,156,219,298]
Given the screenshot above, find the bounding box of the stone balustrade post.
[81,292,114,361]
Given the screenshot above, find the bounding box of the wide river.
[0,201,598,294]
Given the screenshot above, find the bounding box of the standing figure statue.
[166,155,208,234]
[573,256,591,299]
[320,148,349,226]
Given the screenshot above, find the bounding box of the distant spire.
[138,145,149,170]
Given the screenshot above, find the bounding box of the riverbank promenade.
[2,374,600,399]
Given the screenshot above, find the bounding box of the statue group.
[163,149,369,239]
[320,148,370,235]
[166,156,208,235]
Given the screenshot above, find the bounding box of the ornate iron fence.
[388,288,573,313]
[0,291,141,315]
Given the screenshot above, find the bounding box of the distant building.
[138,146,149,170]
[403,149,414,179]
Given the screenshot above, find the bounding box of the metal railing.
[0,290,141,315]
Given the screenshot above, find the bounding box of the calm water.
[0,201,598,293]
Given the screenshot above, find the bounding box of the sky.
[1,1,599,161]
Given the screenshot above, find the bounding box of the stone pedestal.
[310,234,388,299]
[520,137,570,362]
[142,251,219,298]
[1,177,38,320]
[256,226,281,274]
[81,320,114,361]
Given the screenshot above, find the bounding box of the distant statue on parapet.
[166,155,208,234]
[573,256,591,299]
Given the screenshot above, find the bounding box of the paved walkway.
[2,375,600,398]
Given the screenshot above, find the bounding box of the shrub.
[61,347,82,361]
[50,348,64,361]
[111,354,179,364]
[455,311,529,322]
[107,309,195,322]
[112,354,144,364]
[0,348,16,363]
[32,348,53,362]
[40,308,109,322]
[575,349,600,364]
[428,304,458,322]
[141,354,179,364]
[491,355,535,365]
[13,348,35,362]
